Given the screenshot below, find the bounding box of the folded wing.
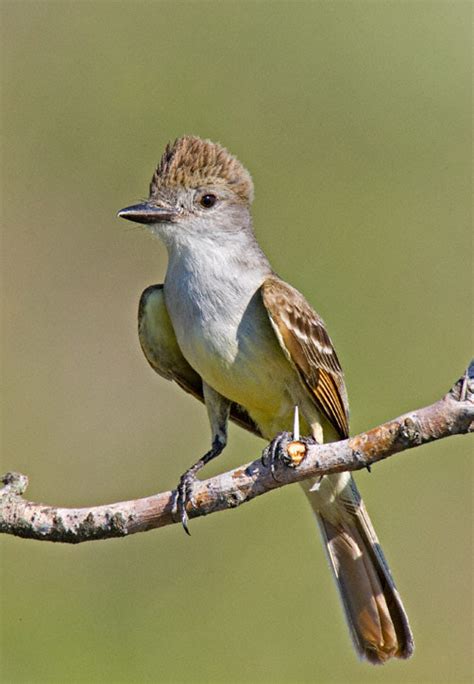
[261,275,349,438]
[138,285,262,437]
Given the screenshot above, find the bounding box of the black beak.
[117,202,178,224]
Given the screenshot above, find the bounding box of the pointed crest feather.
[149,136,254,203]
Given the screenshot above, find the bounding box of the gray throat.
[164,229,272,317]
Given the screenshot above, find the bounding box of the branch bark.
[1,362,472,544]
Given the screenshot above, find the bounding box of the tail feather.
[303,474,414,664]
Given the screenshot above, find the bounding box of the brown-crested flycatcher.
[118,136,413,664]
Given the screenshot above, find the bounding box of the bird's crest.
[149,136,254,203]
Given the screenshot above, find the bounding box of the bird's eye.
[199,193,217,209]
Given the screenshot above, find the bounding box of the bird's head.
[118,136,254,246]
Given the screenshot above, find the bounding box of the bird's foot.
[172,437,226,535]
[262,433,319,480]
[261,431,294,481]
[172,470,197,536]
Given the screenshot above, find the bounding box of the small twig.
[293,405,300,441]
[1,361,472,544]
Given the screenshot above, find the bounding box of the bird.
[118,135,414,664]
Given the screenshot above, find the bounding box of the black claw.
[179,490,191,535]
[182,514,191,536]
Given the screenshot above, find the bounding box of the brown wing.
[261,275,349,438]
[138,285,262,437]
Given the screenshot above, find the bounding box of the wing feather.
[260,276,349,438]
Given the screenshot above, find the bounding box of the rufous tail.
[302,473,414,664]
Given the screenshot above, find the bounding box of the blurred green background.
[1,2,472,683]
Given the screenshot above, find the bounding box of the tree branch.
[1,362,472,544]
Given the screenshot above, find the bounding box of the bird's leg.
[174,383,230,535]
[173,436,226,535]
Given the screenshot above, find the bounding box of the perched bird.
[118,136,413,664]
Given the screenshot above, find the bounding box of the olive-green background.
[1,2,472,683]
